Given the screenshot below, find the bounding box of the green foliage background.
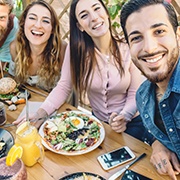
[103,0,127,33]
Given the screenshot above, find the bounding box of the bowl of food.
[60,172,105,180]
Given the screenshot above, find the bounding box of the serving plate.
[0,128,14,158]
[59,172,105,180]
[39,111,105,156]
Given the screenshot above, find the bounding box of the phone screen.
[100,147,133,168]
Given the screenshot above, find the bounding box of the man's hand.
[150,140,180,180]
[109,112,128,133]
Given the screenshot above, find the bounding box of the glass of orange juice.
[14,122,44,167]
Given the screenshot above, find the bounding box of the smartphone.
[122,169,152,180]
[97,146,136,170]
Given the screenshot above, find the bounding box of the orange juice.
[15,124,44,167]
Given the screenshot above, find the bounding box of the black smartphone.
[121,169,152,180]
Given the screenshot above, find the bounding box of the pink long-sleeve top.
[40,42,142,122]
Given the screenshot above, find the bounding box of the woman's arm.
[120,61,143,121]
[40,44,73,115]
[119,43,144,121]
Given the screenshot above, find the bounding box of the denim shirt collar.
[170,58,180,93]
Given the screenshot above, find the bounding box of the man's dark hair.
[120,0,178,43]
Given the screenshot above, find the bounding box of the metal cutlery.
[25,90,30,127]
[20,84,47,97]
[3,115,56,128]
[108,153,146,180]
[2,119,41,128]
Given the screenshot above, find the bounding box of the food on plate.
[8,104,17,111]
[0,142,5,150]
[0,140,7,158]
[74,173,102,180]
[0,77,17,95]
[43,112,101,152]
[0,77,29,108]
[60,172,105,180]
[0,77,19,102]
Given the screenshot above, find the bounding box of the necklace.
[105,55,110,62]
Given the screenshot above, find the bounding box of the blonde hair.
[14,0,63,92]
[0,0,13,13]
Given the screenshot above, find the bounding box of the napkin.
[17,101,43,120]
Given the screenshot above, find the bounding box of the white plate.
[39,111,105,156]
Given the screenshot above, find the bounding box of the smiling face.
[0,4,10,40]
[126,4,180,83]
[75,0,109,40]
[24,4,52,47]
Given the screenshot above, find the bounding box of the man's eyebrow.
[151,23,168,29]
[128,23,168,38]
[0,15,7,18]
[78,2,100,16]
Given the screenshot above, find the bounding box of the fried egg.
[70,117,84,130]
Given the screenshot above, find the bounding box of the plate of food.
[0,128,14,158]
[39,111,105,155]
[0,77,31,110]
[59,172,105,180]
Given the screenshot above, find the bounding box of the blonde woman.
[9,0,67,92]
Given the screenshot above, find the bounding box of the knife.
[20,84,47,97]
[2,118,41,128]
[108,153,146,180]
[3,115,56,128]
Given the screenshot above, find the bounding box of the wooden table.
[2,86,179,180]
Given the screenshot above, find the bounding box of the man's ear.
[76,22,84,32]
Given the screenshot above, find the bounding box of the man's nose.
[143,35,158,54]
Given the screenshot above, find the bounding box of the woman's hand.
[109,112,128,133]
[13,108,48,129]
[150,140,180,180]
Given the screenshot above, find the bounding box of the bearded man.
[0,0,18,69]
[120,0,180,179]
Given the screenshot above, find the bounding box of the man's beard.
[133,47,179,83]
[0,27,7,41]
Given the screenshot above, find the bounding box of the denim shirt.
[136,59,180,160]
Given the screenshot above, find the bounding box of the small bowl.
[0,157,27,180]
[0,128,14,158]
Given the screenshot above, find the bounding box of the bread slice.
[0,77,17,95]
